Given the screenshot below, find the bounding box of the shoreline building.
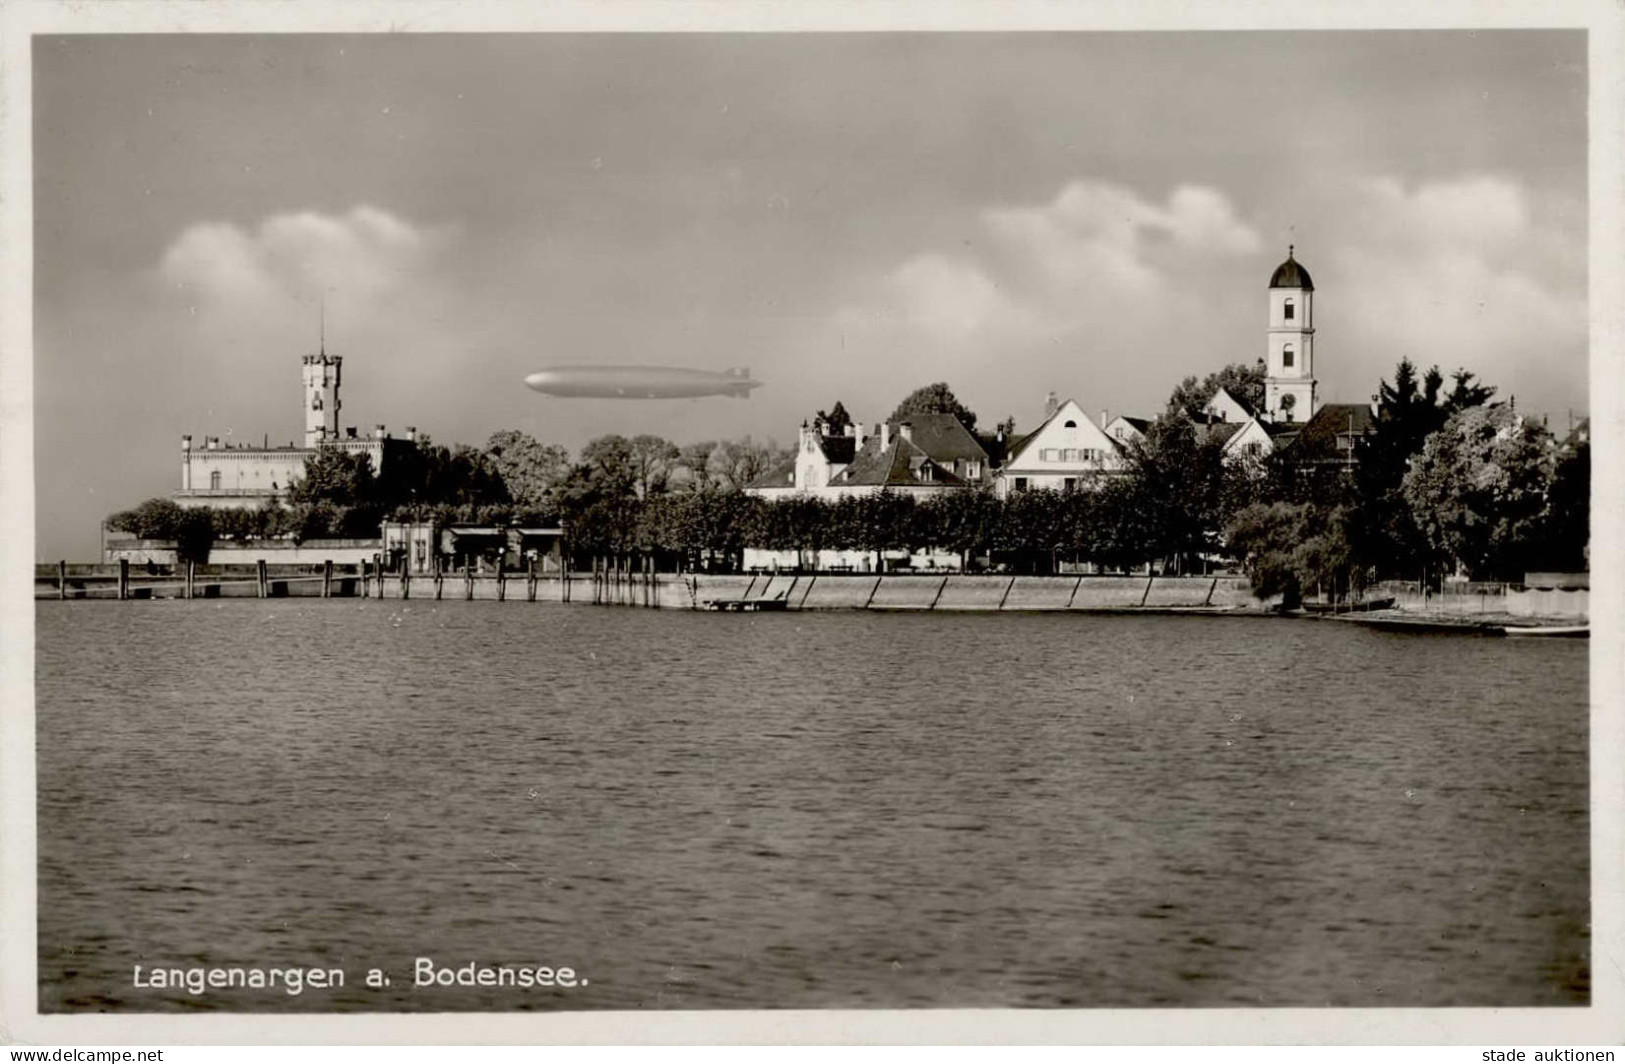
[173,347,417,510]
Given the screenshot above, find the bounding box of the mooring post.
[118,559,129,601]
[186,560,196,601]
[58,560,67,600]
[527,557,537,602]
[497,557,506,601]
[257,559,268,599]
[322,559,332,599]
[434,557,444,601]
[401,558,410,600]
[465,562,474,601]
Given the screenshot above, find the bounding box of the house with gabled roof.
[1204,386,1256,424]
[995,396,1126,497]
[745,408,994,501]
[1271,401,1376,472]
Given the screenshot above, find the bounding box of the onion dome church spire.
[1263,245,1318,424]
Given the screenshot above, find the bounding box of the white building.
[996,395,1126,496]
[1263,246,1319,424]
[174,348,416,510]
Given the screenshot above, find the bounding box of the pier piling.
[256,560,268,599]
[58,560,67,600]
[322,560,332,599]
[186,560,196,600]
[117,559,129,601]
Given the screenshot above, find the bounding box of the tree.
[676,439,719,493]
[710,436,784,493]
[576,435,638,498]
[1167,360,1266,420]
[1353,358,1497,578]
[287,446,376,508]
[484,430,571,511]
[1225,502,1358,605]
[1401,405,1554,580]
[628,434,680,499]
[172,508,215,565]
[106,498,185,540]
[1541,438,1589,572]
[815,401,853,435]
[888,382,978,432]
[1121,416,1229,573]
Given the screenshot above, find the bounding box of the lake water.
[35,601,1589,1010]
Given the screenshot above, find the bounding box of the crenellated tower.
[302,345,342,447]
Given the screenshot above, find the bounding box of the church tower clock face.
[1264,245,1318,424]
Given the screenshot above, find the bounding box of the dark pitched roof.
[1196,420,1246,447]
[815,434,856,464]
[1116,416,1152,434]
[1269,247,1315,291]
[831,436,966,489]
[1278,403,1374,459]
[892,412,989,464]
[744,459,797,491]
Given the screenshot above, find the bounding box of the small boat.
[702,595,789,612]
[1502,624,1588,638]
[1301,596,1396,614]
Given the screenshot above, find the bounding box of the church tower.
[302,346,342,447]
[1263,246,1317,424]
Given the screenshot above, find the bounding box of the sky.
[31,30,1589,560]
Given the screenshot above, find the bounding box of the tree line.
[105,370,1588,597]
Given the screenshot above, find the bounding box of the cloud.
[826,173,1584,426]
[831,180,1264,419]
[1319,176,1586,407]
[159,205,451,310]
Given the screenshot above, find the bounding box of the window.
[1064,478,1078,492]
[1282,345,1295,369]
[965,461,980,480]
[1284,299,1295,321]
[1014,477,1029,493]
[1040,448,1058,462]
[209,471,221,490]
[1064,419,1076,428]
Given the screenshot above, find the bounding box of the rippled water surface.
[36,601,1588,1010]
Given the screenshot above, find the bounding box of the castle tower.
[302,348,342,447]
[1263,246,1317,424]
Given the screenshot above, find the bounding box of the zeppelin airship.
[522,365,762,400]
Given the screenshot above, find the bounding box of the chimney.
[374,423,387,440]
[1100,409,1108,430]
[405,426,417,443]
[844,422,857,438]
[346,426,358,440]
[853,421,867,448]
[880,422,892,450]
[898,421,913,443]
[181,434,192,451]
[206,436,219,450]
[1044,391,1059,419]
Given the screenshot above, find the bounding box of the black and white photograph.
[2,0,1621,1048]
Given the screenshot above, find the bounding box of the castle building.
[174,348,416,510]
[1263,246,1318,424]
